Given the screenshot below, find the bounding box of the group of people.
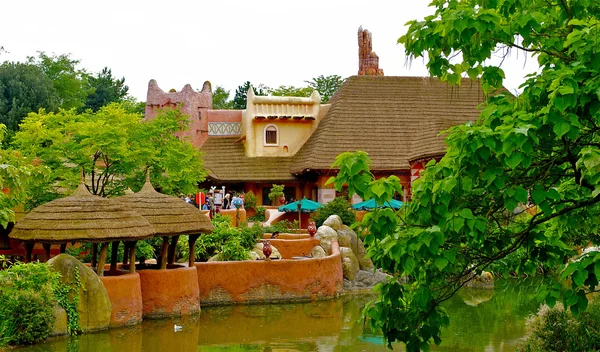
[221,192,244,210]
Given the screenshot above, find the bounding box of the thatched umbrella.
[9,183,155,275]
[116,174,213,269]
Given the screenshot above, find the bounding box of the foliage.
[264,219,299,234]
[212,86,233,109]
[13,103,206,204]
[66,241,155,263]
[267,184,285,205]
[313,196,356,227]
[249,205,266,222]
[27,52,89,111]
[0,61,59,131]
[178,214,264,262]
[326,1,600,349]
[243,190,256,210]
[305,75,345,103]
[83,67,128,112]
[232,81,267,109]
[51,263,83,336]
[0,262,57,345]
[268,85,314,97]
[520,300,600,351]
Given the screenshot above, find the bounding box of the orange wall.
[259,237,320,259]
[100,273,143,327]
[195,240,343,305]
[137,267,200,319]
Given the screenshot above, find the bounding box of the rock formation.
[358,27,384,76]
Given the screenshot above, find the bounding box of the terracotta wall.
[195,240,343,305]
[137,267,200,319]
[218,208,246,226]
[259,236,319,259]
[99,273,143,327]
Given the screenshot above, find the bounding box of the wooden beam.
[129,242,137,274]
[188,235,199,267]
[167,235,179,265]
[159,236,169,270]
[43,243,51,262]
[59,243,67,254]
[110,242,119,272]
[24,242,34,263]
[91,243,98,268]
[96,243,109,276]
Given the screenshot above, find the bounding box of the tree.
[232,81,267,109]
[267,184,285,206]
[27,52,89,110]
[0,62,59,131]
[268,85,314,97]
[83,67,128,112]
[329,1,600,350]
[305,75,344,103]
[13,103,206,205]
[212,86,233,109]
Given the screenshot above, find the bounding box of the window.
[264,124,278,146]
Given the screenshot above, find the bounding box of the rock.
[309,246,327,259]
[356,238,373,270]
[253,242,281,259]
[323,215,343,231]
[52,304,68,337]
[48,254,111,332]
[315,226,338,255]
[207,253,223,262]
[248,251,261,260]
[343,269,390,292]
[340,247,360,281]
[465,271,495,288]
[336,225,373,270]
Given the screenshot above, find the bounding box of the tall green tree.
[0,62,59,131]
[27,52,89,110]
[268,85,314,97]
[212,86,233,109]
[305,75,344,103]
[329,1,600,351]
[83,67,128,112]
[232,81,267,109]
[13,103,206,205]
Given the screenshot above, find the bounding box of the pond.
[11,278,544,352]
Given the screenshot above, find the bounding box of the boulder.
[253,243,281,259]
[207,253,223,262]
[52,304,68,337]
[315,226,338,255]
[336,225,373,270]
[323,215,343,231]
[356,237,373,270]
[248,251,261,260]
[309,246,327,259]
[340,247,360,281]
[343,269,390,292]
[48,254,111,332]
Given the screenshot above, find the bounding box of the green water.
[12,278,543,352]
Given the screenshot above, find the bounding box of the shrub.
[519,300,600,351]
[244,191,256,210]
[268,184,285,205]
[313,196,356,227]
[264,220,299,234]
[0,262,57,345]
[249,206,266,222]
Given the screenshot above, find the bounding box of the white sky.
[1,0,539,101]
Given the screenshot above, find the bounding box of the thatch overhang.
[10,184,156,244]
[199,137,297,182]
[116,179,213,237]
[290,76,491,174]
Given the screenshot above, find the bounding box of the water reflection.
[10,278,544,352]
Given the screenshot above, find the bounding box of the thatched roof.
[291,76,489,173]
[199,137,296,182]
[116,178,213,236]
[10,184,155,244]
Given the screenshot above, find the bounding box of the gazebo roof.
[116,177,213,237]
[10,183,156,244]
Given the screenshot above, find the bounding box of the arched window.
[264,124,278,146]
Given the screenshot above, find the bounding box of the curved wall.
[195,240,343,305]
[260,237,319,259]
[99,272,143,327]
[138,267,200,319]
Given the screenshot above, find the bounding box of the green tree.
[329,1,600,350]
[13,103,206,204]
[27,52,89,110]
[268,85,314,97]
[212,86,233,109]
[305,75,344,103]
[0,62,59,131]
[83,67,128,112]
[232,81,267,109]
[267,184,285,206]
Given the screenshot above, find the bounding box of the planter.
[138,267,200,319]
[100,272,143,327]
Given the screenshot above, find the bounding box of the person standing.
[222,193,231,210]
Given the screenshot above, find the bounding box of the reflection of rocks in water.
[464,271,495,288]
[459,287,494,307]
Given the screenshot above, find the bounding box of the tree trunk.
[96,243,109,276]
[167,235,179,265]
[159,236,169,270]
[188,235,199,267]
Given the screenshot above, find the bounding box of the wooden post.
[59,243,67,254]
[43,243,51,262]
[159,236,169,270]
[110,241,119,272]
[167,235,179,265]
[91,243,98,268]
[24,242,34,263]
[96,243,109,276]
[122,242,130,266]
[129,241,137,274]
[188,235,200,267]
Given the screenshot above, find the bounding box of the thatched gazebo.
[9,183,155,275]
[116,174,213,269]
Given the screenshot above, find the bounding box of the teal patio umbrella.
[278,198,323,230]
[352,199,403,211]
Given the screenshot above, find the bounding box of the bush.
[268,184,284,205]
[244,191,256,210]
[0,262,58,346]
[249,206,266,222]
[519,300,600,351]
[313,196,356,227]
[264,220,299,234]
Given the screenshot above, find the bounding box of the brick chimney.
[358,26,384,76]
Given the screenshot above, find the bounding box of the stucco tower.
[358,26,384,76]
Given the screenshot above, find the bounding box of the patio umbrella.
[352,198,404,211]
[278,198,322,230]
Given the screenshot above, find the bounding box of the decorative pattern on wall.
[208,122,242,136]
